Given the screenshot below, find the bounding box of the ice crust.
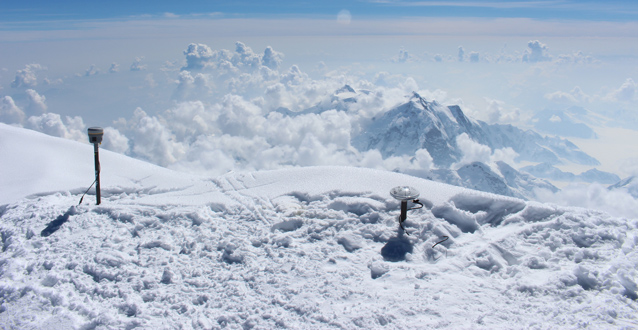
[1,124,637,329]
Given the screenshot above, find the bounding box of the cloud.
[544,86,590,103]
[605,78,637,103]
[453,133,519,169]
[3,39,617,195]
[105,83,381,176]
[545,91,577,103]
[469,51,479,63]
[555,51,596,64]
[183,43,216,71]
[549,115,561,122]
[26,113,85,142]
[101,127,130,154]
[145,74,157,88]
[0,96,25,124]
[522,40,551,63]
[458,46,465,62]
[536,183,638,219]
[180,42,285,98]
[25,89,47,114]
[123,108,186,166]
[491,147,518,167]
[232,42,261,71]
[109,63,120,73]
[454,133,492,167]
[11,64,46,88]
[262,46,284,70]
[405,40,593,66]
[85,64,100,76]
[337,10,352,25]
[481,98,522,124]
[43,78,63,86]
[414,148,434,170]
[130,57,147,71]
[173,71,205,100]
[393,49,411,63]
[618,158,638,177]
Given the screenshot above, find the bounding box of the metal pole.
[399,200,407,223]
[94,142,101,205]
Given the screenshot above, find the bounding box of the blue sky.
[2,0,637,25]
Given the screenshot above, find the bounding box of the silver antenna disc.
[390,186,420,201]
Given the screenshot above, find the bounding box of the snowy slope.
[0,123,214,206]
[1,125,638,329]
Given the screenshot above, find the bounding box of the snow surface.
[1,124,638,329]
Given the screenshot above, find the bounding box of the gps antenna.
[390,186,423,233]
[87,127,103,205]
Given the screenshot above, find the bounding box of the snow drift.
[0,124,637,329]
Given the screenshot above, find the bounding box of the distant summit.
[609,175,638,198]
[335,84,356,94]
[272,90,600,199]
[522,163,620,184]
[353,92,460,166]
[353,92,599,167]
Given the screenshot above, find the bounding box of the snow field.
[0,126,637,329]
[0,166,637,329]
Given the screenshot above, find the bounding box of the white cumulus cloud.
[454,133,492,168]
[130,57,147,71]
[605,78,637,103]
[101,127,130,154]
[11,64,46,88]
[262,46,284,70]
[0,96,25,124]
[453,133,519,169]
[522,40,551,63]
[25,89,47,114]
[26,113,85,142]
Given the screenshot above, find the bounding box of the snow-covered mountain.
[522,162,621,184]
[406,161,558,200]
[353,92,599,167]
[273,89,582,199]
[1,124,637,329]
[609,176,638,198]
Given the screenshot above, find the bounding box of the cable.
[409,199,424,211]
[432,236,449,248]
[399,199,424,235]
[399,217,409,235]
[78,178,98,205]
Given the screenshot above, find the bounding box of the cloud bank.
[1,40,637,218]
